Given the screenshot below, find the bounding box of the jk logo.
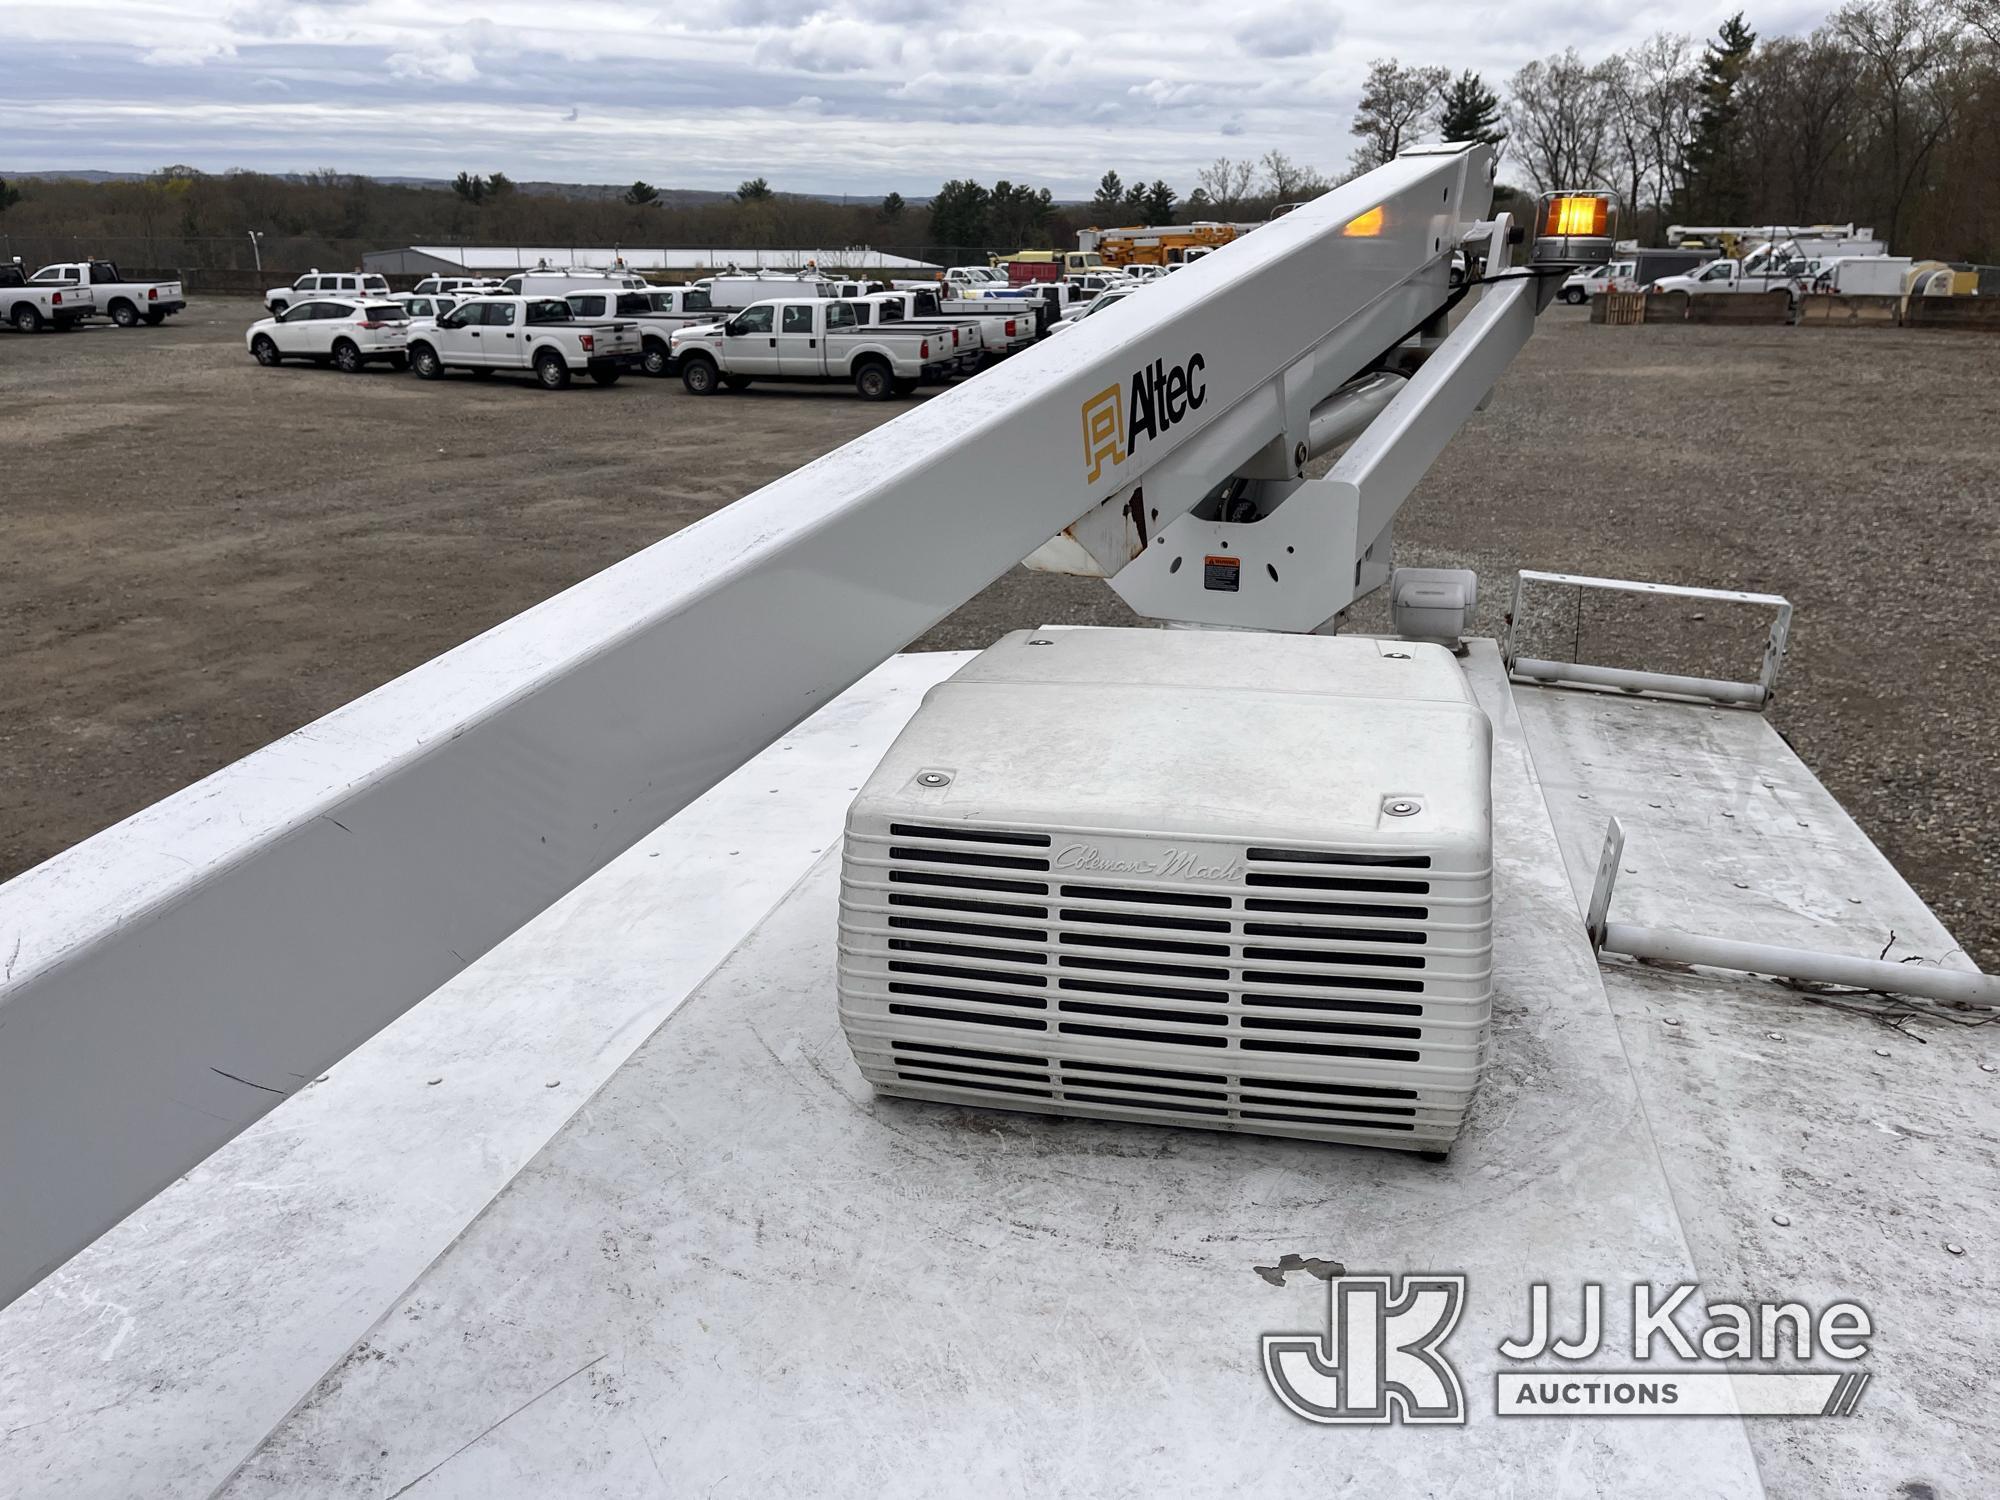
[1262,1274,1467,1425]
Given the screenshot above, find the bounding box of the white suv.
[265,271,392,315]
[245,297,412,372]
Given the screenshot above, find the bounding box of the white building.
[363,244,940,278]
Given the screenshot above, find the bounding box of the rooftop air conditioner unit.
[838,627,1494,1155]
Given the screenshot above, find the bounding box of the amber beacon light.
[1529,189,1618,269]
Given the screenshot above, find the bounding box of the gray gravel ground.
[3,298,1995,961]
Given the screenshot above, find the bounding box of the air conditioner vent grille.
[845,814,1490,1149]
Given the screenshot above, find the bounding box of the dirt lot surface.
[2,296,1995,962]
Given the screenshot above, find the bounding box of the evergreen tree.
[623,180,660,206]
[0,177,21,214]
[878,191,906,222]
[1437,70,1506,147]
[928,178,993,246]
[1090,170,1127,218]
[450,171,486,204]
[989,180,1054,246]
[1686,12,1756,220]
[736,176,774,202]
[1142,179,1177,223]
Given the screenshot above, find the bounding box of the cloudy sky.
[5,0,1827,196]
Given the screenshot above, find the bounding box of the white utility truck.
[30,259,184,325]
[1,260,93,331]
[1653,233,1880,302]
[2,146,1995,1499]
[670,297,952,397]
[404,295,640,388]
[1667,222,1885,259]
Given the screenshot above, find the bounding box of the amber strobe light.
[1529,189,1618,268]
[1342,205,1385,238]
[1543,194,1609,238]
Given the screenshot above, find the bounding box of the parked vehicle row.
[243,291,640,388]
[1560,234,1900,305]
[237,260,1174,397]
[4,257,184,331]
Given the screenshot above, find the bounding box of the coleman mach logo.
[1081,352,1207,484]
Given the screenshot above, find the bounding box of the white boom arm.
[0,143,1545,1306]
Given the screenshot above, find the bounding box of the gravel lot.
[2,295,1994,961]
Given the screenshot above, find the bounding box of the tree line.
[2,1,1994,264]
[1497,1,2000,256]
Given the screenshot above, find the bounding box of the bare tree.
[1350,59,1450,174]
[1196,157,1259,217]
[1606,33,1703,232]
[1736,30,1862,221]
[1261,150,1330,202]
[1508,48,1621,191]
[1834,0,1966,244]
[1960,0,2000,46]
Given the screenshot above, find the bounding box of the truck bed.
[2,640,1989,1498]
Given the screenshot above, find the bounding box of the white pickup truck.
[2,261,93,332]
[864,287,1036,364]
[942,266,1009,292]
[848,293,986,373]
[31,260,184,326]
[405,295,641,389]
[1559,259,1636,304]
[942,288,1048,342]
[668,298,950,399]
[564,286,718,377]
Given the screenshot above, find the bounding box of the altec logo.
[1081,352,1207,484]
